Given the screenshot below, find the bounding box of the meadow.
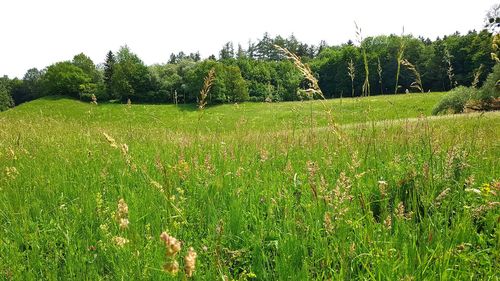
[0,92,499,280]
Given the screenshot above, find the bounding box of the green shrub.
[432,86,478,115]
[0,85,14,111]
[478,63,500,102]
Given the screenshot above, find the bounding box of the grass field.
[1,92,499,280]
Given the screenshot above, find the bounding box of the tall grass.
[0,93,498,280]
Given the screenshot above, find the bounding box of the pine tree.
[104,51,115,97]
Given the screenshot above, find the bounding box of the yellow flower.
[481,183,491,195]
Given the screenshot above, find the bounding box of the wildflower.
[184,247,197,277]
[480,183,491,195]
[112,236,129,248]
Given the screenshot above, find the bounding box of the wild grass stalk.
[198,67,216,110]
[355,22,371,97]
[401,59,424,93]
[444,48,457,89]
[472,64,484,88]
[395,29,406,94]
[348,59,356,97]
[377,57,383,94]
[274,44,340,136]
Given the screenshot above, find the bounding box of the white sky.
[0,0,497,78]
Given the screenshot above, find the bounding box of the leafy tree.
[219,42,235,60]
[41,61,91,98]
[112,46,153,101]
[224,65,248,102]
[73,53,100,82]
[0,79,14,111]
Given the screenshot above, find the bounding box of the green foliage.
[104,51,116,98]
[5,31,497,104]
[432,86,478,115]
[224,65,249,102]
[479,63,500,102]
[72,53,100,83]
[41,62,91,98]
[0,83,14,111]
[111,46,153,102]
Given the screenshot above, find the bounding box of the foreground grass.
[0,93,499,280]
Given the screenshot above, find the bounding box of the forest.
[0,29,495,109]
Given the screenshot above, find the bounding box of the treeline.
[0,30,495,109]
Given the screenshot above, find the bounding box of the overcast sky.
[1,0,497,78]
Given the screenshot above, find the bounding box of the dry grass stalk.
[472,64,484,88]
[103,132,118,148]
[377,57,383,94]
[355,22,371,97]
[395,29,406,94]
[274,44,342,138]
[274,44,324,100]
[116,198,129,230]
[401,59,424,93]
[444,48,457,89]
[347,59,356,97]
[491,33,500,63]
[198,67,216,110]
[90,94,98,105]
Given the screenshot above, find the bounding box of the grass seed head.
[184,247,197,277]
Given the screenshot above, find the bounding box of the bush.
[0,85,14,112]
[478,63,500,102]
[432,86,478,115]
[0,87,14,111]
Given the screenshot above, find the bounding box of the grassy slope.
[0,93,499,280]
[3,92,445,132]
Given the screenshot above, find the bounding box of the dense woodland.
[0,29,496,109]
